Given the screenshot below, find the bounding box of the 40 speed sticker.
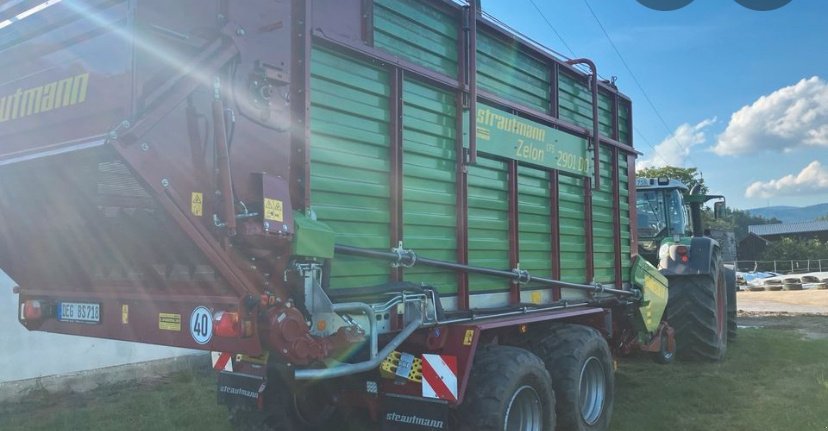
[190,306,213,345]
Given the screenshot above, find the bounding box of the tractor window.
[636,190,667,238]
[636,189,690,237]
[666,189,689,236]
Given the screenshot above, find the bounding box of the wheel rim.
[579,356,606,425]
[504,385,543,431]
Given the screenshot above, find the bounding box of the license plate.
[57,302,101,324]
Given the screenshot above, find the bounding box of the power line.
[523,0,673,167]
[634,127,672,167]
[526,0,578,59]
[580,0,701,168]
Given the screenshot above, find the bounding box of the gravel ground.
[737,289,828,314]
[736,287,828,340]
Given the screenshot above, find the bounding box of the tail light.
[213,311,240,338]
[21,300,43,321]
[675,246,689,263]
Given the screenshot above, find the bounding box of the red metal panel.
[628,153,639,256]
[584,177,595,283]
[0,1,132,164]
[440,324,480,405]
[291,0,312,212]
[390,67,404,282]
[467,2,478,164]
[508,160,520,304]
[612,147,623,287]
[470,306,606,331]
[19,289,262,354]
[361,0,374,45]
[550,170,562,300]
[455,93,470,310]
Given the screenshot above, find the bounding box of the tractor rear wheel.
[665,256,728,361]
[531,324,614,431]
[456,345,556,431]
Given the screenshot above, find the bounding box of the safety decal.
[211,352,233,372]
[421,354,458,403]
[263,198,283,222]
[159,313,181,331]
[191,192,203,217]
[462,329,474,346]
[190,306,213,344]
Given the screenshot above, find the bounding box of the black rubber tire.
[227,372,339,431]
[531,324,614,431]
[766,285,783,291]
[665,256,728,362]
[724,267,737,341]
[783,283,803,291]
[456,345,556,431]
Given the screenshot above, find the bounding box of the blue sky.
[484,0,828,210]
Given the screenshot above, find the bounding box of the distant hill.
[746,203,828,223]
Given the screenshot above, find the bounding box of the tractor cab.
[635,178,691,265]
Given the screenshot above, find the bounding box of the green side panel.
[598,92,613,139]
[618,101,632,145]
[477,31,550,112]
[292,211,335,259]
[310,47,391,289]
[592,145,616,284]
[467,156,510,292]
[374,0,457,77]
[618,154,632,281]
[402,79,458,295]
[558,71,592,130]
[558,173,586,284]
[518,166,552,278]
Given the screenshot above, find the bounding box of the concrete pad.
[0,353,209,404]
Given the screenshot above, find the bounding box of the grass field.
[2,325,827,431]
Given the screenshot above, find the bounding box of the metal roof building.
[748,221,828,237]
[739,221,828,261]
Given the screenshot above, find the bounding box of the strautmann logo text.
[637,0,793,11]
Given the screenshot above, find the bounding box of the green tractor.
[635,177,736,361]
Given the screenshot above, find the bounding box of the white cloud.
[637,118,716,170]
[745,161,828,199]
[715,76,828,156]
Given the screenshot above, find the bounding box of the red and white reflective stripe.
[211,352,233,372]
[421,354,458,402]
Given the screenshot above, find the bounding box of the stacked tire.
[764,279,782,291]
[783,277,803,291]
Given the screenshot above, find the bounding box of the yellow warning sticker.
[191,192,203,217]
[121,304,129,325]
[159,313,182,331]
[463,329,475,346]
[531,291,542,304]
[263,198,283,222]
[477,126,491,141]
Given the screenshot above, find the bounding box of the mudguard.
[659,236,719,277]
